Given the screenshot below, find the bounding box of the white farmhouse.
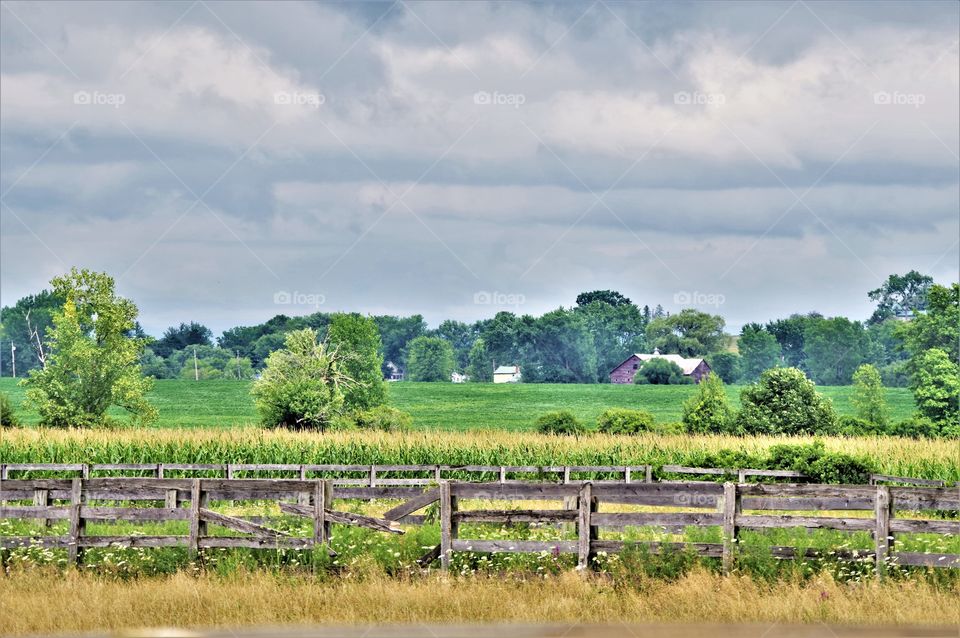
[493,365,522,383]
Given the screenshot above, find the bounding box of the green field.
[0,378,917,431]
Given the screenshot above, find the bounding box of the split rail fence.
[1,476,957,574]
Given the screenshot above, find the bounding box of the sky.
[1,0,958,338]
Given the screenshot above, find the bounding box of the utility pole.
[10,343,16,378]
[236,350,241,380]
[193,347,199,381]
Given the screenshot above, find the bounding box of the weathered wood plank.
[736,515,875,531]
[874,485,892,578]
[188,479,201,560]
[893,552,960,568]
[67,478,84,565]
[198,508,290,537]
[722,482,740,574]
[742,496,875,511]
[80,506,190,521]
[416,544,442,566]
[0,506,70,520]
[451,483,580,500]
[452,540,578,553]
[590,540,724,557]
[324,509,403,534]
[577,482,593,569]
[440,482,453,570]
[199,537,314,549]
[593,512,724,528]
[871,474,945,487]
[382,488,439,521]
[454,509,578,524]
[889,519,960,534]
[78,536,184,548]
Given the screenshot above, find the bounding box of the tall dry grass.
[1,567,958,635]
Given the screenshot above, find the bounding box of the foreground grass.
[0,379,917,431]
[1,568,957,635]
[2,427,958,480]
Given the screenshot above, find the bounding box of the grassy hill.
[0,378,917,431]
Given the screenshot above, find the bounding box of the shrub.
[736,367,836,435]
[681,372,733,434]
[338,406,412,432]
[851,364,888,428]
[889,416,939,439]
[765,442,875,484]
[406,336,456,382]
[909,348,960,427]
[535,410,586,435]
[327,313,387,411]
[0,393,20,427]
[251,328,353,430]
[634,358,690,385]
[833,415,885,437]
[596,408,654,434]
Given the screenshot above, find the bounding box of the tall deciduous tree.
[802,317,873,385]
[22,268,157,427]
[152,321,214,358]
[851,364,888,427]
[908,348,959,428]
[868,270,933,325]
[327,313,387,411]
[738,324,781,381]
[646,309,726,356]
[406,336,456,382]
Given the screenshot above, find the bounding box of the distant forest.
[1,271,954,386]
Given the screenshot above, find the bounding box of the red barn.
[609,348,711,384]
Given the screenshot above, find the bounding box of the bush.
[634,358,690,385]
[337,406,412,432]
[909,348,960,427]
[765,442,875,484]
[0,394,20,427]
[832,415,885,437]
[596,408,654,434]
[535,410,586,435]
[681,372,733,434]
[851,364,888,428]
[406,336,456,382]
[889,416,939,439]
[251,328,352,430]
[736,367,836,435]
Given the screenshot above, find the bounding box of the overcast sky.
[1,0,958,337]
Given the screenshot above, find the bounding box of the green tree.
[372,315,428,376]
[802,317,872,385]
[909,348,959,428]
[22,268,157,427]
[575,290,633,307]
[682,372,733,434]
[433,319,478,372]
[738,324,781,381]
[646,309,725,356]
[152,321,214,358]
[634,357,688,384]
[167,345,254,380]
[327,313,387,411]
[850,364,888,427]
[0,290,62,376]
[574,300,646,381]
[736,367,836,435]
[406,336,456,382]
[705,351,740,383]
[466,338,492,382]
[251,328,353,430]
[895,283,959,363]
[523,309,598,383]
[868,270,933,325]
[766,312,821,371]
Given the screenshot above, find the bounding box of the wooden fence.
[437,480,960,574]
[2,477,957,574]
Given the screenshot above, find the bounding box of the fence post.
[562,467,570,484]
[34,487,51,528]
[67,478,85,566]
[188,479,201,561]
[722,482,740,575]
[500,466,507,484]
[645,465,653,483]
[312,480,329,546]
[874,485,892,578]
[439,481,454,571]
[81,464,90,479]
[577,482,594,570]
[624,466,631,484]
[737,469,746,484]
[298,465,310,506]
[369,466,377,487]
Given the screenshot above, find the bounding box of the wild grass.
[1,566,958,635]
[2,427,957,481]
[0,378,918,431]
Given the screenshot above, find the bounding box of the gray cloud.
[1,0,957,336]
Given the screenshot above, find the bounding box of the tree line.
[0,271,952,389]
